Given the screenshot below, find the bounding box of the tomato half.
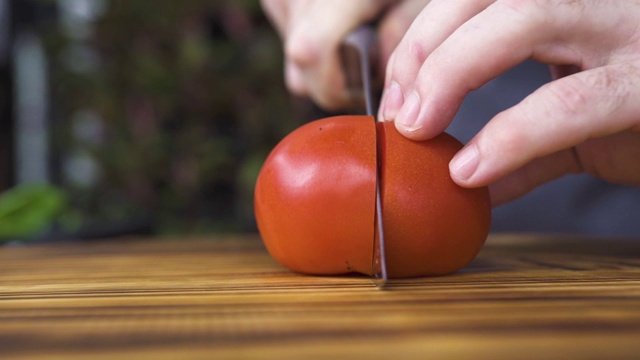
[379,121,491,277]
[254,115,491,278]
[254,115,376,275]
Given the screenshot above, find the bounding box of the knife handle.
[340,25,380,117]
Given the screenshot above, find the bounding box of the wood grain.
[1,234,640,359]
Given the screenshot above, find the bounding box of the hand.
[378,0,640,205]
[261,0,430,110]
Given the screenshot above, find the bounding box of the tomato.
[254,116,376,275]
[379,120,491,277]
[254,115,491,278]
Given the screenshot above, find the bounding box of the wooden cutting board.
[1,234,640,359]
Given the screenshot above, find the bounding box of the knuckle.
[495,123,528,156]
[387,41,425,88]
[586,65,632,113]
[484,114,531,158]
[284,34,318,66]
[548,65,632,121]
[409,39,428,65]
[546,78,591,119]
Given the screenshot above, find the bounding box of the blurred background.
[0,0,321,242]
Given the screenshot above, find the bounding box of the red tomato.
[379,120,491,277]
[254,115,376,275]
[254,115,491,278]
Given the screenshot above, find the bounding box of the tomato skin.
[379,121,491,277]
[254,115,491,278]
[254,115,376,275]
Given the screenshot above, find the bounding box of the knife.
[340,25,388,288]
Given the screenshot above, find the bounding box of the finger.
[490,131,640,205]
[549,64,580,81]
[286,33,346,109]
[286,0,393,110]
[573,131,640,186]
[284,59,309,97]
[379,0,495,123]
[488,149,580,206]
[378,0,430,71]
[449,63,640,189]
[393,0,640,139]
[377,0,431,119]
[393,0,535,138]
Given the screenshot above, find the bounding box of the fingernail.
[395,91,421,130]
[450,144,479,181]
[382,82,404,121]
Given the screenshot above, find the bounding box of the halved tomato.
[254,115,491,278]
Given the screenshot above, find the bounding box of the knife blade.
[340,25,388,288]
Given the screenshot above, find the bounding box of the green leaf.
[0,183,68,241]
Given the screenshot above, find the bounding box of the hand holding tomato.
[379,0,640,204]
[254,116,491,278]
